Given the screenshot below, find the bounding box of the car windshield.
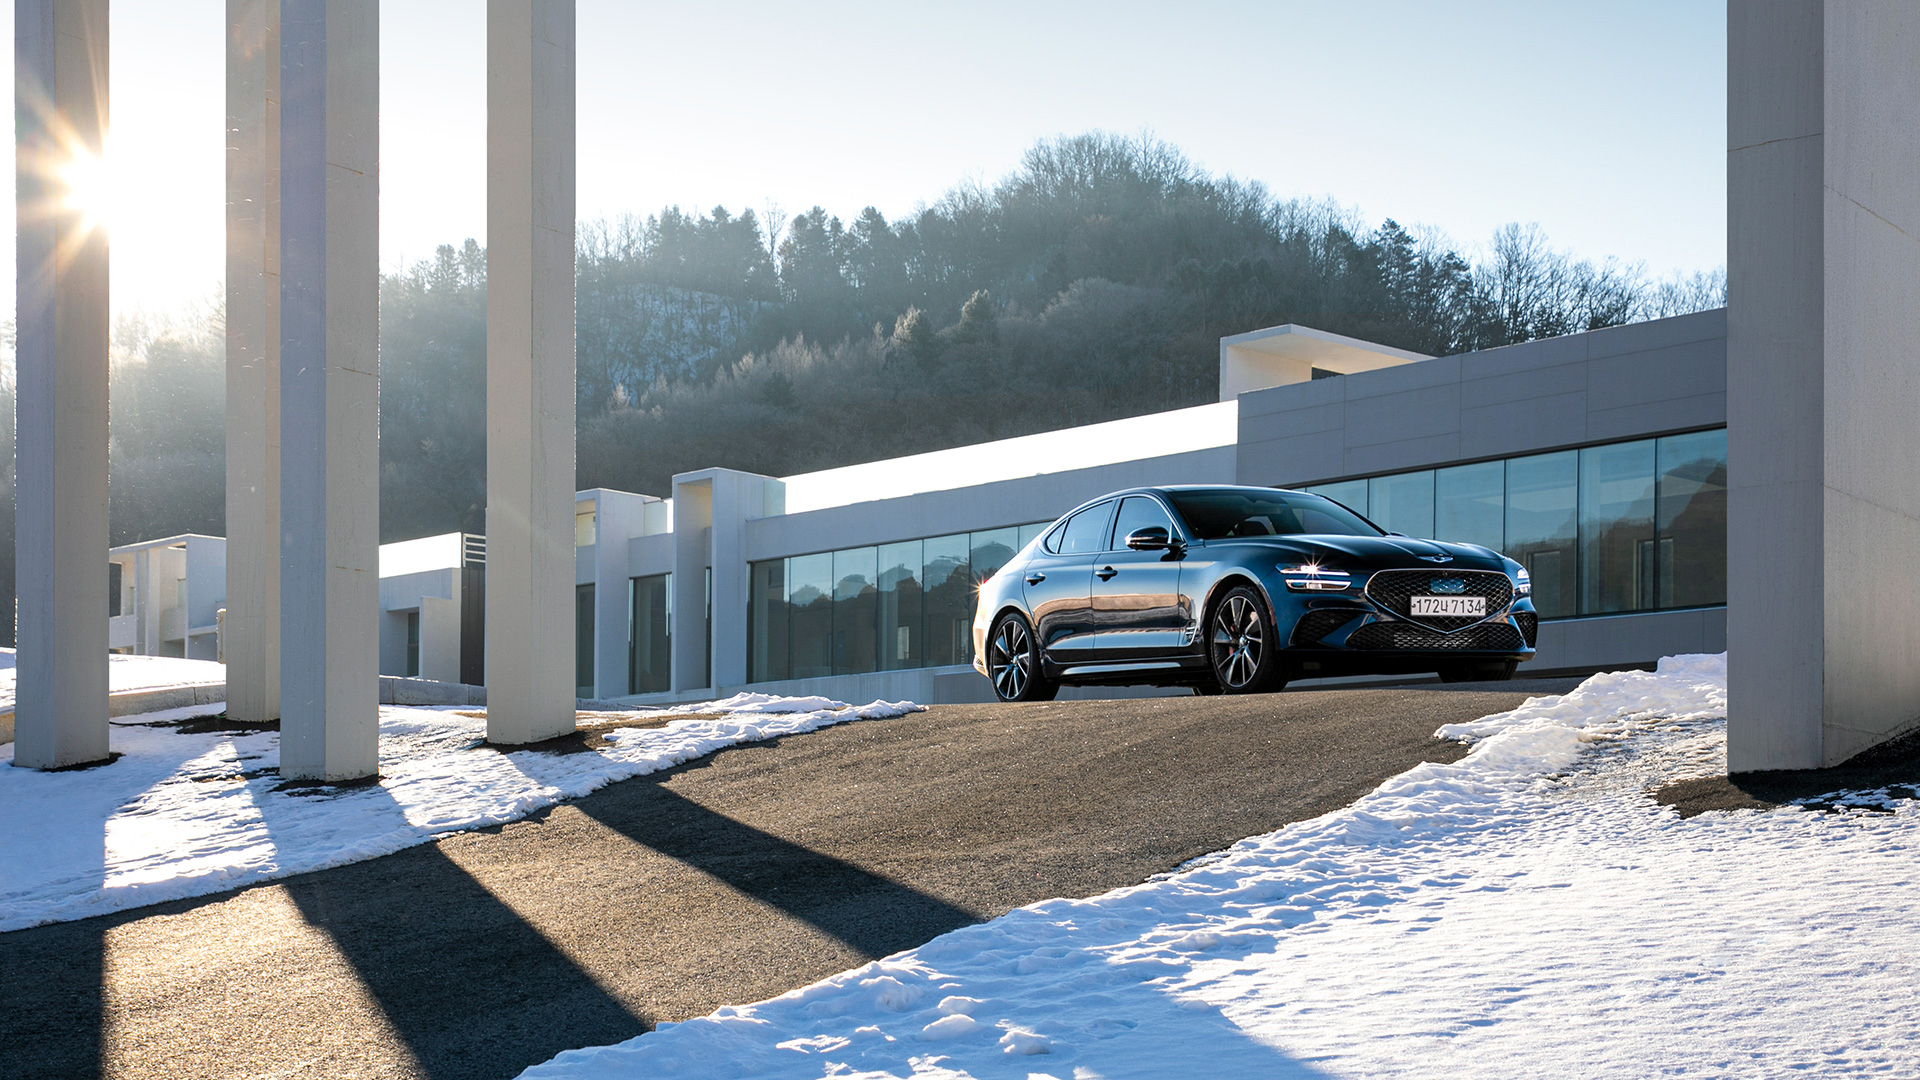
[1165,489,1383,540]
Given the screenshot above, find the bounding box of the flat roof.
[781,401,1238,514]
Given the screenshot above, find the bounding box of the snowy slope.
[522,655,1920,1079]
[0,694,920,932]
[0,650,227,714]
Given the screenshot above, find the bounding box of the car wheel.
[1208,586,1287,694]
[985,611,1057,702]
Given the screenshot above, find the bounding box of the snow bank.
[0,650,227,715]
[523,653,1920,1079]
[0,696,920,932]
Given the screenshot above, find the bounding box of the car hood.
[1219,533,1510,572]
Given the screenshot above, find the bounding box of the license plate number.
[1412,595,1485,617]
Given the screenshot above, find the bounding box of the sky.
[3,0,1726,318]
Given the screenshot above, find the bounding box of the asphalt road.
[0,678,1578,1080]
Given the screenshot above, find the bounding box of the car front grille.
[1291,608,1362,645]
[1514,611,1539,647]
[1346,620,1528,652]
[1364,569,1515,632]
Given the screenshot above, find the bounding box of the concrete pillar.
[1727,2,1920,770]
[671,469,783,694]
[225,0,281,724]
[13,0,110,769]
[485,0,576,743]
[278,0,379,781]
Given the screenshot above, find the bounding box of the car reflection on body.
[970,485,1538,701]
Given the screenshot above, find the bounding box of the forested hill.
[383,134,1721,539]
[0,133,1726,641]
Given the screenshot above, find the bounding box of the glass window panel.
[745,563,783,685]
[1579,440,1658,615]
[1017,521,1047,551]
[787,552,835,679]
[877,540,923,671]
[1368,471,1436,538]
[1304,479,1368,514]
[1055,502,1114,554]
[1505,451,1579,618]
[1434,461,1505,552]
[970,528,1019,583]
[1656,429,1728,609]
[631,573,675,693]
[575,583,596,696]
[1112,496,1176,546]
[832,547,879,676]
[922,534,972,667]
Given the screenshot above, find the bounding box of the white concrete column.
[13,0,110,770]
[225,0,281,724]
[278,0,379,781]
[1727,2,1920,770]
[670,469,782,694]
[485,0,576,743]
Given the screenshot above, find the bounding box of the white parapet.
[1727,2,1920,770]
[278,0,380,781]
[485,0,577,744]
[13,0,111,770]
[226,0,282,724]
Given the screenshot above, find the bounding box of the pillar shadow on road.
[0,901,110,1080]
[575,781,984,962]
[257,783,648,1080]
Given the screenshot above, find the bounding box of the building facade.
[104,311,1727,708]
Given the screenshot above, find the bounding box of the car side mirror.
[1125,526,1173,551]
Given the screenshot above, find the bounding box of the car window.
[1050,500,1116,555]
[1166,489,1383,540]
[1109,496,1176,550]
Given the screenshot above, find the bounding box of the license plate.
[1412,595,1485,617]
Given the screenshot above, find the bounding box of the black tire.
[1437,660,1518,684]
[1208,585,1288,694]
[985,611,1058,702]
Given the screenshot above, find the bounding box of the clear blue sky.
[5,0,1727,316]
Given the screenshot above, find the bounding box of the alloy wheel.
[1211,593,1264,690]
[988,617,1033,700]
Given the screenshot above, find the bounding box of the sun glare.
[58,145,118,234]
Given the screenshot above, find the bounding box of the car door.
[1022,500,1113,663]
[1089,495,1190,660]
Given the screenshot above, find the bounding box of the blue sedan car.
[971,485,1537,700]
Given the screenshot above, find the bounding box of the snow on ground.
[523,654,1920,1079]
[0,693,920,932]
[0,649,227,714]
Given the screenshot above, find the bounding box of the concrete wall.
[1728,4,1920,770]
[1236,309,1727,487]
[743,446,1237,562]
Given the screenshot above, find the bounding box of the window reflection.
[877,541,923,670]
[630,573,674,693]
[1579,441,1658,615]
[1435,461,1504,552]
[1368,471,1435,538]
[788,552,834,679]
[923,534,973,667]
[746,563,783,684]
[1506,451,1579,618]
[832,547,879,676]
[1656,430,1727,609]
[1304,479,1367,515]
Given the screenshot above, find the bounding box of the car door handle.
[1024,572,1046,585]
[1096,566,1118,581]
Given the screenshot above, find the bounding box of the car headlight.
[1512,566,1532,598]
[1279,564,1352,592]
